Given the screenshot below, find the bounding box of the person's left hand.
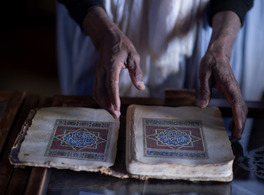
[197,42,248,140]
[197,11,248,140]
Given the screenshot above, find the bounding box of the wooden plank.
[7,97,53,194]
[52,95,194,107]
[0,95,40,194]
[5,167,32,195]
[52,95,264,117]
[52,95,98,107]
[24,168,49,195]
[0,91,25,154]
[209,99,264,118]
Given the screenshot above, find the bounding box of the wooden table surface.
[0,91,263,195]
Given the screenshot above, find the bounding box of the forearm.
[208,11,241,60]
[209,0,254,26]
[82,6,117,50]
[58,0,105,28]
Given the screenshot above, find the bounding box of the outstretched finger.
[93,62,120,119]
[126,52,145,91]
[217,75,248,140]
[225,88,247,140]
[229,98,247,140]
[198,61,213,108]
[105,59,122,117]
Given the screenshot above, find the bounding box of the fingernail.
[197,99,207,108]
[234,132,241,140]
[114,111,121,119]
[137,81,145,90]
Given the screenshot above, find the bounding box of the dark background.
[0,0,60,96]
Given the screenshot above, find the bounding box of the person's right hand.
[82,7,145,119]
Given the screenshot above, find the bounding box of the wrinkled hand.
[197,11,248,140]
[93,26,145,118]
[83,7,145,119]
[198,43,248,140]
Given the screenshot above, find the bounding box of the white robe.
[56,0,264,101]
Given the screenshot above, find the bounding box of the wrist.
[82,6,115,50]
[209,11,241,53]
[207,40,232,61]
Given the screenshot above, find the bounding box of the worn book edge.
[9,107,120,173]
[126,104,234,182]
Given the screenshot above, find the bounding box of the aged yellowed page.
[17,107,119,172]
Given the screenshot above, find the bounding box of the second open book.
[10,105,234,182]
[126,105,234,182]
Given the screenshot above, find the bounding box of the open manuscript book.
[10,105,234,182]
